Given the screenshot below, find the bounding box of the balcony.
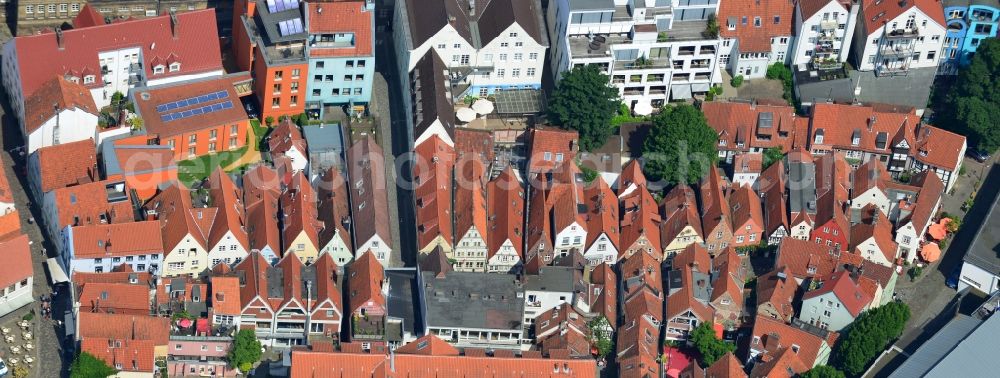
[820,20,838,31]
[614,56,670,70]
[879,46,913,57]
[885,27,919,39]
[352,315,385,340]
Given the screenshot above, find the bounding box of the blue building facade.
[941,0,1000,74]
[303,1,376,118]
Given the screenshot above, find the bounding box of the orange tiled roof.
[0,211,23,242]
[268,119,307,156]
[348,251,385,314]
[750,315,829,367]
[584,177,619,249]
[69,221,163,259]
[77,312,169,344]
[775,237,849,279]
[756,266,798,321]
[749,346,808,378]
[911,123,966,170]
[78,282,150,314]
[760,161,788,236]
[803,270,872,317]
[0,235,32,290]
[393,334,459,356]
[80,337,156,372]
[133,73,251,140]
[708,352,747,378]
[243,165,282,206]
[702,101,802,153]
[304,1,374,58]
[246,192,280,254]
[616,160,647,196]
[673,244,712,272]
[51,179,134,230]
[279,172,321,254]
[711,248,745,307]
[528,127,578,174]
[700,167,732,240]
[207,168,248,250]
[719,0,795,52]
[413,135,455,250]
[861,0,945,35]
[660,184,703,248]
[850,216,898,264]
[620,185,662,257]
[621,249,663,298]
[316,167,352,254]
[525,172,553,261]
[24,76,99,135]
[210,276,241,317]
[34,138,96,193]
[666,267,715,321]
[453,154,488,244]
[145,183,210,254]
[486,167,525,259]
[730,184,765,234]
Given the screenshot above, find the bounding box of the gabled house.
[486,167,524,273]
[527,127,578,175]
[850,0,946,76]
[206,169,250,267]
[20,76,100,154]
[701,167,734,255]
[850,211,899,267]
[790,0,861,67]
[243,165,283,207]
[702,101,805,163]
[892,170,943,263]
[549,161,588,258]
[245,193,281,265]
[347,251,386,341]
[533,303,591,358]
[231,251,343,348]
[749,315,834,368]
[665,266,715,341]
[408,49,455,149]
[711,248,746,329]
[756,266,799,323]
[810,153,851,252]
[413,135,456,255]
[61,221,164,275]
[524,172,555,268]
[681,352,747,378]
[718,0,796,79]
[787,149,817,241]
[619,185,662,261]
[453,158,489,272]
[316,167,353,265]
[45,179,135,255]
[582,177,619,266]
[759,160,789,245]
[749,346,809,378]
[774,237,864,283]
[799,270,873,331]
[732,153,763,188]
[145,184,211,277]
[27,138,97,204]
[851,159,893,216]
[268,119,308,173]
[730,184,765,248]
[280,172,323,264]
[660,185,704,258]
[0,235,34,319]
[347,136,393,265]
[616,160,647,199]
[573,262,617,332]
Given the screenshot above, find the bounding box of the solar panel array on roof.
[267,0,299,13]
[160,100,234,122]
[155,91,230,113]
[278,18,304,37]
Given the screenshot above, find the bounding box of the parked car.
[946,264,962,289]
[0,357,8,376]
[967,148,989,163]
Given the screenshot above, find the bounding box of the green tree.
[763,147,784,169]
[689,322,735,366]
[642,104,718,184]
[547,65,620,151]
[70,352,118,378]
[229,329,263,371]
[587,316,614,358]
[801,365,846,378]
[264,116,275,126]
[833,301,911,376]
[949,38,1000,152]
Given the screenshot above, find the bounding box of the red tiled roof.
[911,123,966,170]
[394,334,459,356]
[453,154,488,244]
[730,184,764,233]
[760,161,788,236]
[535,303,591,357]
[861,0,945,35]
[73,269,153,286]
[850,216,898,264]
[0,163,12,204]
[210,276,241,316]
[775,237,848,279]
[700,167,732,242]
[34,138,96,193]
[268,119,307,157]
[584,177,619,249]
[346,136,392,249]
[232,252,274,311]
[621,249,663,297]
[707,352,747,378]
[0,235,32,290]
[673,244,712,273]
[660,184,703,248]
[80,337,156,372]
[316,167,352,253]
[750,315,829,367]
[711,248,745,307]
[756,266,798,321]
[903,170,944,232]
[78,282,150,313]
[528,127,578,174]
[0,211,22,242]
[620,185,662,258]
[853,159,890,196]
[455,128,495,163]
[413,135,455,250]
[734,153,763,174]
[719,0,795,52]
[12,9,222,98]
[279,172,321,254]
[617,315,661,377]
[702,101,802,154]
[145,184,210,254]
[486,167,525,259]
[666,267,715,321]
[243,165,282,206]
[803,270,872,317]
[616,160,647,196]
[749,346,808,378]
[290,341,597,377]
[70,221,163,259]
[51,180,134,230]
[305,1,374,58]
[348,251,385,314]
[24,76,99,135]
[77,312,169,344]
[525,172,553,262]
[72,4,106,28]
[207,168,249,251]
[134,72,251,140]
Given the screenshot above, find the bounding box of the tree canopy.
[229,329,263,371]
[833,301,911,376]
[642,104,719,184]
[950,38,1000,152]
[70,352,117,378]
[801,365,846,378]
[763,147,784,169]
[547,65,620,151]
[689,322,735,366]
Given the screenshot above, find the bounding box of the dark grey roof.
[405,0,473,47]
[524,266,576,293]
[301,124,344,153]
[386,268,422,340]
[963,183,1000,274]
[788,159,817,214]
[477,0,545,46]
[255,0,307,45]
[889,314,994,378]
[568,0,616,11]
[422,271,524,331]
[411,49,455,142]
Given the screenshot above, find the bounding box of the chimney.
[170,12,179,39]
[55,28,64,49]
[469,0,477,16]
[868,115,876,131]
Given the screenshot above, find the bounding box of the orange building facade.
[253,58,309,121]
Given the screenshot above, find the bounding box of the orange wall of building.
[128,167,179,200]
[253,52,309,122]
[161,119,250,161]
[232,19,256,73]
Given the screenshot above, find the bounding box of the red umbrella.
[921,242,941,263]
[178,318,193,328]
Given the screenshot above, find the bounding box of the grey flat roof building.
[524,267,576,293]
[301,123,346,171]
[385,268,424,343]
[963,186,1000,278]
[421,271,524,332]
[889,312,1000,377]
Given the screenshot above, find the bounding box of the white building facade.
[790,0,860,67]
[851,1,946,76]
[547,0,723,109]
